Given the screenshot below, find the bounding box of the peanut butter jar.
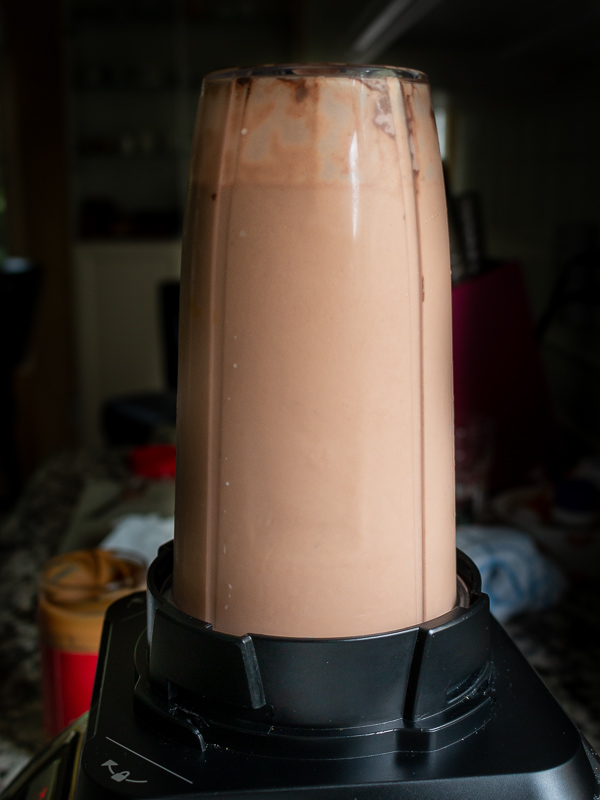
[38,548,145,737]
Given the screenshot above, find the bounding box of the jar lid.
[128,444,176,480]
[40,549,146,613]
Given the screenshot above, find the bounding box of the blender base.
[72,592,600,800]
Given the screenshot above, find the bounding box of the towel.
[457,525,566,622]
[100,514,174,567]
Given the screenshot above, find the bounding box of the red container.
[452,261,553,491]
[38,549,145,738]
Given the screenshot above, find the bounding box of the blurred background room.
[0,0,600,787]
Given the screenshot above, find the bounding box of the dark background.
[0,0,599,503]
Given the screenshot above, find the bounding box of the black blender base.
[75,594,600,800]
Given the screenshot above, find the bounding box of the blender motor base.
[74,593,600,800]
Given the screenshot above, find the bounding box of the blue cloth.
[457,525,566,622]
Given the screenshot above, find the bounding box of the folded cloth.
[457,525,566,622]
[100,514,174,567]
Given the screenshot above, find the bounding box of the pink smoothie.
[173,67,456,638]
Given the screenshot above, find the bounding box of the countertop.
[1,449,600,790]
